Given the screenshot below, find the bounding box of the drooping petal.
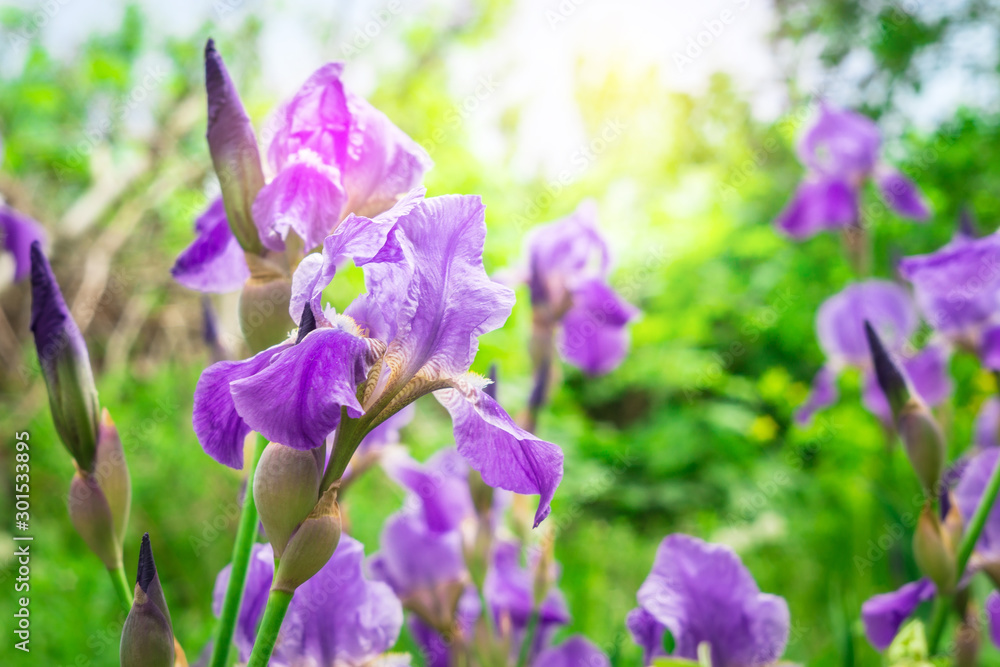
[369,511,465,597]
[1,205,46,282]
[534,636,610,667]
[436,381,563,527]
[267,62,430,219]
[774,177,858,239]
[975,398,1000,449]
[955,447,1000,559]
[213,543,274,662]
[171,197,250,293]
[877,169,930,220]
[366,195,516,385]
[558,279,639,375]
[383,448,473,532]
[627,607,667,666]
[635,534,789,667]
[251,151,347,252]
[798,104,881,178]
[860,578,935,650]
[899,232,1000,335]
[816,280,917,363]
[230,326,369,451]
[193,341,291,468]
[795,365,840,424]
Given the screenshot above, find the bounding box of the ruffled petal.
[795,365,840,424]
[252,152,347,252]
[534,636,610,667]
[230,326,369,451]
[636,534,789,667]
[193,341,291,468]
[877,169,930,220]
[774,177,857,239]
[436,382,563,527]
[525,200,611,306]
[171,197,250,293]
[1,205,46,282]
[558,279,638,375]
[861,578,935,650]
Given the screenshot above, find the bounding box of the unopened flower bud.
[238,254,292,353]
[864,321,910,417]
[254,443,322,559]
[30,242,100,470]
[897,400,945,495]
[121,534,174,667]
[913,504,956,594]
[273,485,342,592]
[205,39,264,255]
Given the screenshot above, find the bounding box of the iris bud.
[254,443,322,559]
[68,410,131,570]
[29,242,100,471]
[913,504,956,595]
[204,39,265,255]
[273,485,342,592]
[121,534,174,667]
[238,254,292,353]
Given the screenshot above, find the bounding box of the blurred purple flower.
[975,398,1000,449]
[512,200,638,375]
[797,280,951,425]
[861,578,936,650]
[193,192,563,525]
[955,447,1000,563]
[899,231,1000,344]
[213,536,402,666]
[775,104,929,239]
[171,197,250,293]
[988,591,1000,648]
[626,534,789,667]
[534,636,610,667]
[1,205,46,282]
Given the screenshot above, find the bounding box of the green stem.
[927,451,1000,653]
[247,589,294,667]
[210,434,268,667]
[107,564,133,611]
[515,607,540,667]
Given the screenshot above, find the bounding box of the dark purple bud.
[29,242,100,470]
[253,443,322,559]
[205,39,265,255]
[864,320,909,417]
[121,534,174,667]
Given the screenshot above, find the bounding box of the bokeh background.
[2,0,1000,664]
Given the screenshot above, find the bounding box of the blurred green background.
[3,0,1000,664]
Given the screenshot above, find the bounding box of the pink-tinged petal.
[902,343,952,407]
[877,169,930,221]
[436,383,562,527]
[795,365,840,424]
[367,195,516,384]
[205,40,265,253]
[816,280,917,362]
[193,342,291,468]
[976,398,1000,449]
[251,151,347,252]
[535,636,610,667]
[798,103,881,178]
[987,591,1000,647]
[861,578,935,650]
[775,177,857,239]
[267,63,431,218]
[171,197,251,293]
[1,206,46,282]
[230,327,369,451]
[558,279,638,375]
[636,534,789,666]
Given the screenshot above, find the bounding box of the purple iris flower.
[534,636,610,667]
[172,52,431,292]
[1,205,46,282]
[213,536,403,666]
[899,230,1000,348]
[975,398,1000,449]
[775,104,929,239]
[797,280,951,425]
[514,200,638,376]
[626,534,790,667]
[861,578,936,650]
[193,191,563,526]
[485,539,571,662]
